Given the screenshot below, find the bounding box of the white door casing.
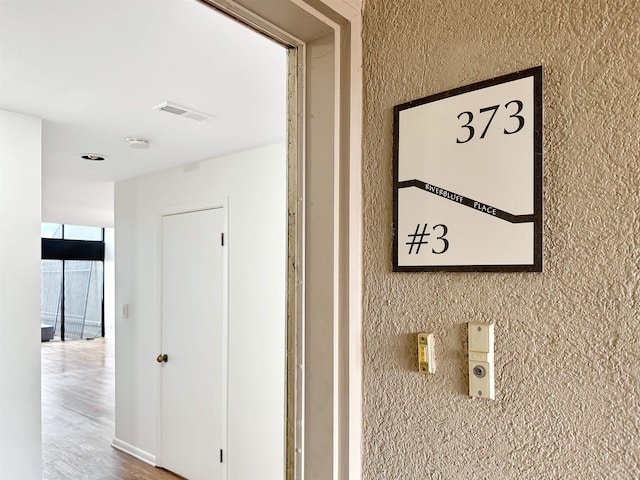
[200,2,363,479]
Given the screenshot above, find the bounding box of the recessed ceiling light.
[126,137,150,149]
[81,154,106,161]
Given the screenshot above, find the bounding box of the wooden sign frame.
[393,66,543,272]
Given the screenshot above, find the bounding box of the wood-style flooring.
[42,338,182,480]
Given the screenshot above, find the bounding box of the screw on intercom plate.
[473,365,486,378]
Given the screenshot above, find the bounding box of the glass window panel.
[41,223,62,239]
[40,260,62,340]
[64,261,104,340]
[64,224,103,241]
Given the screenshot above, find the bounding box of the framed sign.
[393,66,543,272]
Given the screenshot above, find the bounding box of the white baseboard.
[111,437,156,466]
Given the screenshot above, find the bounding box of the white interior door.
[160,208,225,480]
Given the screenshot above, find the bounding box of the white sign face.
[393,67,543,272]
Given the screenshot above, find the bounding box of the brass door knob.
[157,354,168,363]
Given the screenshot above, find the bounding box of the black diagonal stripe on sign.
[397,179,536,224]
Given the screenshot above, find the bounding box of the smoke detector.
[152,101,212,122]
[126,137,150,149]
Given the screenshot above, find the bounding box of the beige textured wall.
[362,1,639,478]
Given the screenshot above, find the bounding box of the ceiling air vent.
[152,102,212,122]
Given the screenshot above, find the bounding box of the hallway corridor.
[42,338,181,479]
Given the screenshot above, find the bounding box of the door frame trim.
[200,2,363,479]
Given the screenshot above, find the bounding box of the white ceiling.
[0,0,287,184]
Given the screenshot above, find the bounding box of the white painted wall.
[114,143,286,479]
[0,110,42,480]
[42,174,114,228]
